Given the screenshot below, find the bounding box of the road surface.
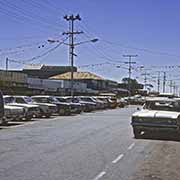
[0,106,180,180]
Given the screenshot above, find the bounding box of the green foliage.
[122,77,138,85]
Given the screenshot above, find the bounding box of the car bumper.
[6,114,24,120]
[131,122,179,132]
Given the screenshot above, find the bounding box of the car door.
[0,91,4,118]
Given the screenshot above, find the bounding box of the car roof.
[13,96,29,98]
[31,95,52,98]
[3,95,13,98]
[145,97,176,102]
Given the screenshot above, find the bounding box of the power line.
[6,38,67,68]
[0,1,60,32]
[81,32,123,63]
[4,0,60,30]
[122,54,138,97]
[103,40,180,59]
[162,71,167,93]
[80,21,180,60]
[21,0,63,28]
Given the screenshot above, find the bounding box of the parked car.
[76,97,96,112]
[56,97,83,114]
[0,91,6,124]
[94,96,109,109]
[128,95,145,105]
[107,97,118,109]
[3,95,40,120]
[13,96,56,118]
[119,98,128,107]
[79,96,104,110]
[131,97,180,138]
[117,98,127,108]
[32,96,71,116]
[4,105,25,122]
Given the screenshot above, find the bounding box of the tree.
[122,77,138,85]
[121,77,143,95]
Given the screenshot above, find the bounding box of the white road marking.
[112,154,124,164]
[93,171,106,180]
[127,143,135,150]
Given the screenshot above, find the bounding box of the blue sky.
[0,0,180,90]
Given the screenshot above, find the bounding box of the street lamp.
[47,39,60,43]
[47,38,98,45]
[51,38,99,47]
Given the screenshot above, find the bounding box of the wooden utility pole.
[123,54,137,97]
[63,14,83,97]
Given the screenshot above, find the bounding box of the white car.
[13,96,57,118]
[3,96,40,120]
[131,97,180,138]
[4,105,25,122]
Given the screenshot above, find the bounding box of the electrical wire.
[0,1,59,32]
[8,37,67,65]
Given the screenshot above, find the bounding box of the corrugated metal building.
[49,71,118,91]
[22,64,77,79]
[27,78,87,93]
[0,70,27,85]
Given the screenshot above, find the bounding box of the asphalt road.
[0,106,173,180]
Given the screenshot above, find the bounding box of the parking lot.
[0,95,125,127]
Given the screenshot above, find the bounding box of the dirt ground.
[129,141,180,180]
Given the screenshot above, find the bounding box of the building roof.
[49,71,104,80]
[23,64,76,71]
[24,64,44,70]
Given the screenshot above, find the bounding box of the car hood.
[4,105,24,110]
[132,110,180,119]
[79,101,96,105]
[70,102,82,106]
[56,102,70,106]
[32,102,56,107]
[6,103,39,108]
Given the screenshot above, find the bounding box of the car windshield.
[15,97,27,104]
[144,101,180,112]
[24,97,33,103]
[65,98,79,103]
[33,97,53,103]
[56,97,66,102]
[72,98,79,103]
[4,97,14,104]
[81,97,93,102]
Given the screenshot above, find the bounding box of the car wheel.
[59,109,65,115]
[45,114,51,118]
[26,117,32,121]
[133,128,141,139]
[1,118,8,126]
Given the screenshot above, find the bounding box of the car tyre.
[59,109,65,116]
[1,117,8,126]
[133,128,141,139]
[45,114,51,118]
[26,117,32,121]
